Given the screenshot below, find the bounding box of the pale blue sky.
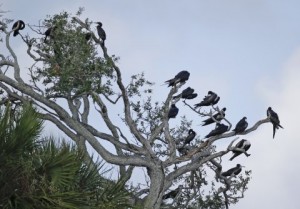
[2,1,300,208]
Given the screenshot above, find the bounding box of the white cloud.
[232,48,300,209]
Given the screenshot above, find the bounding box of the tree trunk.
[144,167,165,209]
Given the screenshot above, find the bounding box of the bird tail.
[273,125,276,139]
[229,155,236,161]
[165,78,176,87]
[278,124,284,129]
[194,103,201,108]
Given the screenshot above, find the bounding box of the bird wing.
[235,140,244,149]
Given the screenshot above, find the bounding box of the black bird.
[44,26,56,42]
[221,164,242,177]
[168,104,179,119]
[12,20,25,37]
[183,129,196,146]
[229,139,251,161]
[163,186,182,200]
[96,22,106,44]
[177,146,191,156]
[85,32,92,41]
[165,71,190,87]
[232,117,248,134]
[194,91,219,108]
[173,87,197,100]
[267,107,283,138]
[202,107,226,126]
[205,123,228,138]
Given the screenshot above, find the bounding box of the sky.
[1,1,300,208]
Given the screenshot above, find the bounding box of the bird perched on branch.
[183,129,196,146]
[165,71,190,87]
[232,117,248,134]
[96,22,106,45]
[194,91,219,108]
[173,87,197,100]
[162,186,182,200]
[221,164,243,177]
[85,32,92,41]
[267,107,283,138]
[229,139,251,161]
[202,107,226,126]
[44,26,57,43]
[168,104,179,119]
[12,20,25,37]
[205,123,228,138]
[177,146,191,156]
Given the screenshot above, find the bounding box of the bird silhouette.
[96,22,106,45]
[44,26,57,42]
[221,164,242,177]
[162,186,182,200]
[267,107,283,138]
[168,104,179,119]
[202,107,226,126]
[205,123,228,138]
[12,20,25,37]
[194,91,219,108]
[229,139,251,161]
[183,129,196,146]
[165,71,190,87]
[173,87,197,100]
[232,117,248,134]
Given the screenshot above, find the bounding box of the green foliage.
[32,11,115,96]
[0,104,132,209]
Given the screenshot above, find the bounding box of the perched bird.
[221,164,242,177]
[232,117,248,134]
[229,139,251,161]
[267,107,283,138]
[168,104,179,119]
[173,87,197,100]
[183,129,196,146]
[205,123,228,138]
[96,22,106,44]
[163,186,182,200]
[85,32,92,41]
[165,71,190,87]
[194,91,219,108]
[177,146,189,156]
[202,107,226,126]
[44,26,56,42]
[12,20,25,37]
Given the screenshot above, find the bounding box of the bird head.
[243,116,247,120]
[267,107,272,111]
[222,107,227,112]
[188,129,193,134]
[95,22,103,26]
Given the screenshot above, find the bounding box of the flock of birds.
[10,19,284,182]
[10,20,107,45]
[165,70,284,177]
